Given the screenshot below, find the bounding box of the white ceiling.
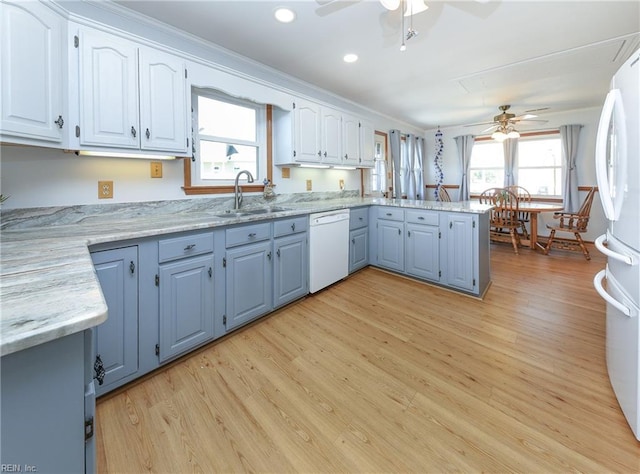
[113,0,640,130]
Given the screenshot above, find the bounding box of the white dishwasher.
[309,209,350,293]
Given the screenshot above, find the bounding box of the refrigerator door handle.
[595,234,637,265]
[595,88,627,221]
[594,269,632,317]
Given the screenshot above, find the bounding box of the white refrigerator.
[593,48,640,441]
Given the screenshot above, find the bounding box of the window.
[190,89,267,187]
[469,132,562,197]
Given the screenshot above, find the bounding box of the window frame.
[469,130,563,202]
[183,90,272,195]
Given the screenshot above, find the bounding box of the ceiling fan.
[465,105,548,140]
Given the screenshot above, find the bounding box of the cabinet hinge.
[473,278,476,286]
[292,102,296,109]
[223,315,227,325]
[186,138,189,148]
[84,416,94,442]
[185,68,188,79]
[155,344,160,356]
[74,35,79,48]
[439,270,442,278]
[473,221,476,228]
[293,150,296,158]
[222,257,226,268]
[155,274,159,286]
[75,125,80,138]
[438,231,441,239]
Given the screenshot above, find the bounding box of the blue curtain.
[503,137,519,187]
[389,130,402,198]
[560,124,582,212]
[454,135,475,200]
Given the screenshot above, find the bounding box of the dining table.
[516,201,565,250]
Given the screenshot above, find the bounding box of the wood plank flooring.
[96,244,640,473]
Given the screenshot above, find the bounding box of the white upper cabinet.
[320,107,341,165]
[359,119,375,168]
[79,28,187,154]
[1,0,66,144]
[342,113,360,166]
[292,99,322,163]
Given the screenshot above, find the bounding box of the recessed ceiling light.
[274,7,296,23]
[343,53,358,63]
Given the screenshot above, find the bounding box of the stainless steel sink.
[216,206,290,218]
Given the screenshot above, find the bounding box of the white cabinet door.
[79,29,139,148]
[342,113,360,166]
[293,99,321,162]
[445,213,476,292]
[1,1,65,143]
[321,107,342,164]
[139,48,187,153]
[359,120,375,167]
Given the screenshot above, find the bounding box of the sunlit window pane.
[197,96,256,141]
[200,141,258,180]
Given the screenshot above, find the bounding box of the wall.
[424,106,607,242]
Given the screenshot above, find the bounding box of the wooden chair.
[438,187,452,202]
[543,187,597,260]
[506,185,531,239]
[479,187,521,254]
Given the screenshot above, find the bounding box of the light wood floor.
[97,244,640,473]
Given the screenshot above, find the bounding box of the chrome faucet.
[234,170,254,209]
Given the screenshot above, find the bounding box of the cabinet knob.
[324,151,327,158]
[344,154,348,159]
[145,128,150,139]
[318,150,322,157]
[267,251,272,260]
[352,238,355,244]
[131,126,137,138]
[291,222,296,231]
[54,115,64,129]
[129,261,135,274]
[276,248,281,258]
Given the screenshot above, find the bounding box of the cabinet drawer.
[226,222,271,248]
[350,207,369,230]
[273,216,308,237]
[377,207,404,221]
[406,210,439,226]
[158,232,214,263]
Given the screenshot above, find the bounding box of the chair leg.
[575,233,591,260]
[509,229,519,255]
[544,229,556,255]
[520,221,529,240]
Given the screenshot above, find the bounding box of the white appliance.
[309,209,350,293]
[593,48,640,441]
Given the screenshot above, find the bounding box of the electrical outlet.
[98,180,113,199]
[306,179,312,191]
[150,161,163,178]
[281,167,290,179]
[339,179,345,190]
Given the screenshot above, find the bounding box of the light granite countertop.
[0,194,491,357]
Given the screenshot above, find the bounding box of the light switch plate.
[306,179,312,191]
[150,161,163,178]
[281,167,290,179]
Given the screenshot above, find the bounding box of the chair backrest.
[506,185,531,219]
[480,188,520,228]
[573,187,597,231]
[438,187,451,202]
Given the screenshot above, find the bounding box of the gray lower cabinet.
[1,331,95,473]
[273,216,308,307]
[375,207,405,272]
[443,212,479,293]
[225,222,273,331]
[157,232,215,362]
[406,223,439,281]
[90,246,139,395]
[349,207,369,273]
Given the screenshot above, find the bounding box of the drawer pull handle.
[131,126,137,138]
[184,244,196,251]
[359,217,363,221]
[418,216,425,220]
[386,213,392,216]
[248,233,257,238]
[291,223,296,231]
[145,128,151,139]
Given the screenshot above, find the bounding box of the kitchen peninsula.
[0,194,491,472]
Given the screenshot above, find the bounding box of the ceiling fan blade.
[512,113,537,121]
[480,124,498,133]
[464,121,496,128]
[513,119,548,124]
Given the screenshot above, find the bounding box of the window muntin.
[192,90,266,184]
